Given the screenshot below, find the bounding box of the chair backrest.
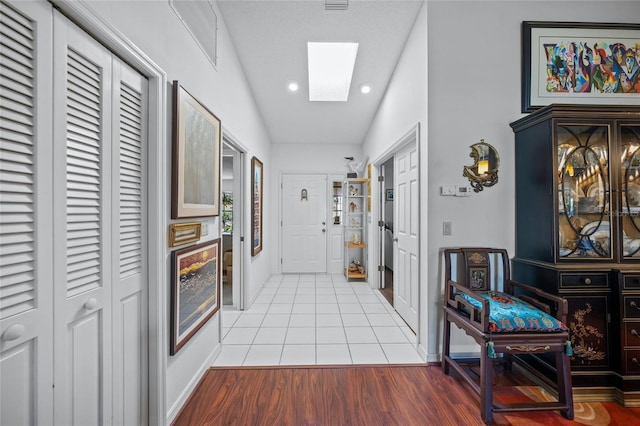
[443,247,510,292]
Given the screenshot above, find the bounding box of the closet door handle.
[84,298,98,310]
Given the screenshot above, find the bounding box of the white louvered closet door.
[51,10,148,425]
[52,9,114,425]
[0,1,54,424]
[111,60,148,426]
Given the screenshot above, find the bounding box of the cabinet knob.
[631,329,639,338]
[84,298,98,310]
[631,301,640,311]
[583,277,592,285]
[2,324,25,342]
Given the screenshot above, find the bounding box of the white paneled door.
[282,174,327,273]
[394,142,419,332]
[0,1,54,424]
[1,2,148,424]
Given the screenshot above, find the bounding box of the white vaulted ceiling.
[217,0,423,145]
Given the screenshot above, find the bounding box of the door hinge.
[378,175,384,182]
[281,220,283,227]
[607,313,611,323]
[378,265,385,272]
[280,258,283,264]
[240,236,244,242]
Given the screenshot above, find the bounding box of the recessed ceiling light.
[308,42,359,102]
[359,84,371,94]
[288,81,299,92]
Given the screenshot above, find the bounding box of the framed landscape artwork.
[521,21,640,112]
[171,81,221,218]
[170,239,221,355]
[251,156,263,256]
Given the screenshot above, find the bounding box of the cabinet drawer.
[624,350,640,373]
[560,273,608,289]
[624,323,640,347]
[624,297,640,318]
[623,274,640,290]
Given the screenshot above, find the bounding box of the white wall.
[427,0,640,357]
[361,1,428,357]
[269,143,361,273]
[78,1,272,421]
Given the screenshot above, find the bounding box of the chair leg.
[442,314,451,375]
[556,351,574,420]
[480,343,493,424]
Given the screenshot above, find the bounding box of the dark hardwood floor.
[172,364,549,426]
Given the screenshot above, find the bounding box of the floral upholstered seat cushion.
[458,291,568,333]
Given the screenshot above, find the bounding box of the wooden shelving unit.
[344,178,368,281]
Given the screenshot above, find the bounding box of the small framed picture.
[386,189,394,201]
[169,222,201,247]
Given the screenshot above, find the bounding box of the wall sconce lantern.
[463,139,500,192]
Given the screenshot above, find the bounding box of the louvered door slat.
[119,83,142,278]
[0,1,36,321]
[65,48,102,296]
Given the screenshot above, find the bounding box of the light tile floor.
[213,274,424,366]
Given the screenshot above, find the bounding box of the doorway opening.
[379,157,395,305]
[221,135,246,310]
[372,124,420,334]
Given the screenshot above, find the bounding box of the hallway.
[214,274,423,366]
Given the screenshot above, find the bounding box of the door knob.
[2,324,25,342]
[84,298,98,310]
[322,229,326,233]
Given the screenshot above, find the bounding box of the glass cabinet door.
[621,125,640,259]
[332,181,343,225]
[557,125,611,259]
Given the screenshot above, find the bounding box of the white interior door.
[282,174,327,273]
[0,1,54,424]
[394,142,419,331]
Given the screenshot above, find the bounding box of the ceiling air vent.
[324,0,349,12]
[170,0,218,68]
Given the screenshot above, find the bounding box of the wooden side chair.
[441,247,574,424]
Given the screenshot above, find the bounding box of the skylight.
[307,42,359,102]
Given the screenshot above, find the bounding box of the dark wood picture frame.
[170,239,221,355]
[251,156,263,256]
[521,21,640,113]
[171,81,221,218]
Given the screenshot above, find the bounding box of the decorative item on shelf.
[345,156,368,178]
[349,258,364,274]
[349,185,359,196]
[463,139,500,192]
[349,201,357,212]
[351,217,360,227]
[351,233,360,245]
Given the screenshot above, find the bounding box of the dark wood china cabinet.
[511,104,640,405]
